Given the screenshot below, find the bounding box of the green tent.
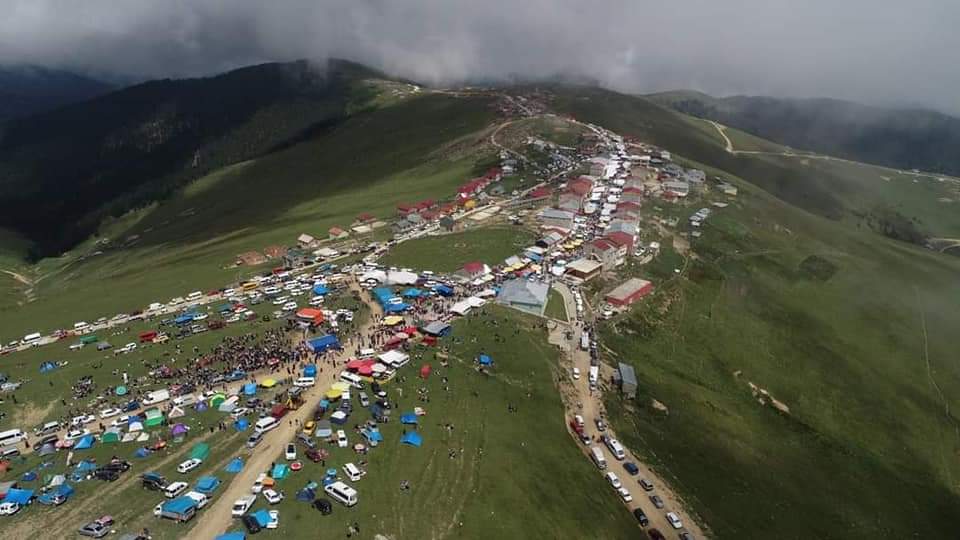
[80,335,98,345]
[210,394,226,408]
[101,429,121,443]
[190,442,210,461]
[144,408,164,428]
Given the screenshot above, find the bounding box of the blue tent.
[195,400,209,412]
[402,288,423,298]
[362,428,383,443]
[251,508,272,528]
[233,419,249,431]
[433,284,455,297]
[243,383,257,396]
[174,314,195,325]
[4,488,33,505]
[37,484,74,505]
[303,365,317,377]
[128,414,143,424]
[312,285,330,295]
[295,487,316,502]
[39,361,57,373]
[400,431,423,447]
[308,334,340,353]
[373,287,394,302]
[74,434,95,450]
[272,463,289,480]
[218,303,235,313]
[161,496,197,517]
[215,533,246,540]
[384,302,410,313]
[21,471,37,482]
[478,354,493,366]
[196,476,221,494]
[134,447,151,458]
[400,413,418,425]
[225,457,244,473]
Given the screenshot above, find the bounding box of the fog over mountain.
[2,0,959,113]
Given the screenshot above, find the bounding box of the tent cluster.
[373,287,411,314]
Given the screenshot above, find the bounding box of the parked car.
[284,443,297,461]
[0,502,20,516]
[336,430,348,448]
[666,512,683,529]
[605,472,622,489]
[639,478,654,491]
[241,514,261,534]
[263,488,284,504]
[633,508,649,526]
[649,495,664,509]
[647,529,666,540]
[141,472,167,491]
[164,482,188,498]
[177,458,202,474]
[617,487,633,502]
[623,462,639,476]
[78,516,114,538]
[99,407,121,419]
[312,498,333,515]
[65,428,91,441]
[232,495,256,517]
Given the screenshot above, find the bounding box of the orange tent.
[296,308,324,325]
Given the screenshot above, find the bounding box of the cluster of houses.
[392,167,506,234]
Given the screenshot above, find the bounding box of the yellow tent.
[382,316,404,326]
[260,378,277,388]
[464,199,477,209]
[325,388,342,400]
[331,382,350,392]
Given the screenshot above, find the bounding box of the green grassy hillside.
[600,162,960,538]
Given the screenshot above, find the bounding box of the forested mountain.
[0,65,114,121]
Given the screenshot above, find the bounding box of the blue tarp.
[74,461,96,472]
[308,334,341,353]
[402,288,423,298]
[243,383,257,396]
[383,302,410,313]
[196,476,220,494]
[433,285,455,297]
[39,361,57,373]
[251,508,271,527]
[312,285,330,295]
[234,419,249,431]
[304,365,317,377]
[215,533,246,540]
[479,354,493,366]
[74,434,95,450]
[38,484,73,505]
[4,488,33,505]
[174,314,195,325]
[21,471,37,482]
[362,428,384,442]
[162,496,197,516]
[400,431,423,447]
[225,457,244,473]
[373,287,394,302]
[400,413,418,425]
[134,448,151,458]
[271,463,289,480]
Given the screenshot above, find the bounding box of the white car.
[294,377,315,388]
[272,296,289,306]
[230,407,250,419]
[193,313,208,321]
[263,488,284,504]
[572,367,581,380]
[336,430,348,448]
[231,495,256,517]
[71,414,96,426]
[0,502,20,515]
[164,481,189,498]
[110,415,131,428]
[284,443,296,461]
[65,428,90,441]
[184,491,209,509]
[281,301,298,312]
[605,472,621,489]
[267,509,279,529]
[177,458,202,474]
[153,502,163,517]
[251,473,267,494]
[309,296,325,307]
[666,512,683,529]
[617,487,633,503]
[99,407,121,419]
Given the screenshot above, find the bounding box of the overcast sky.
[3,0,959,113]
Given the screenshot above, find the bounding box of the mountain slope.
[0,59,383,257]
[0,65,114,121]
[648,90,960,176]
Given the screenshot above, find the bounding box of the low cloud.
[2,0,959,113]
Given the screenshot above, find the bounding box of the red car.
[647,529,665,540]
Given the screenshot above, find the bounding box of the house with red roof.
[355,212,375,224]
[329,227,349,240]
[616,201,642,214]
[459,261,489,279]
[567,176,594,196]
[605,231,635,252]
[585,239,620,271]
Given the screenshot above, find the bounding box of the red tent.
[346,359,365,370]
[420,364,432,379]
[358,365,374,376]
[402,326,418,336]
[422,336,437,346]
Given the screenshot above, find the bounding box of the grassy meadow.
[380,227,536,273]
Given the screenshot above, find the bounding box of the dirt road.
[189,280,382,539]
[552,282,707,538]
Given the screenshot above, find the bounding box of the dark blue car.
[623,462,639,476]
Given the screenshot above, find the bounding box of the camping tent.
[259,379,277,389]
[243,383,257,396]
[171,424,189,437]
[21,471,37,482]
[74,435,95,450]
[312,284,330,295]
[420,364,432,379]
[144,408,164,427]
[195,400,208,412]
[215,533,246,540]
[96,341,112,351]
[37,443,56,457]
[195,476,220,494]
[251,508,272,528]
[38,483,73,505]
[218,396,238,412]
[303,365,317,377]
[101,429,121,443]
[433,284,455,297]
[134,448,151,458]
[161,496,197,519]
[271,463,289,480]
[478,354,493,366]
[400,431,423,447]
[39,361,57,373]
[233,419,249,431]
[190,442,210,461]
[400,413,418,425]
[225,457,244,473]
[115,385,128,396]
[168,406,186,419]
[402,288,423,298]
[296,486,316,502]
[4,488,33,505]
[210,394,226,407]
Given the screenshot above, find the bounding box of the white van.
[579,332,590,351]
[588,366,599,388]
[324,481,358,507]
[187,291,203,302]
[604,437,626,460]
[21,333,42,346]
[254,417,278,434]
[338,371,363,389]
[589,446,607,469]
[0,429,25,447]
[342,463,365,482]
[73,322,89,332]
[294,377,315,388]
[143,389,170,405]
[173,394,197,407]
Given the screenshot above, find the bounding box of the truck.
[143,389,170,405]
[588,366,599,388]
[579,331,590,351]
[589,446,607,469]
